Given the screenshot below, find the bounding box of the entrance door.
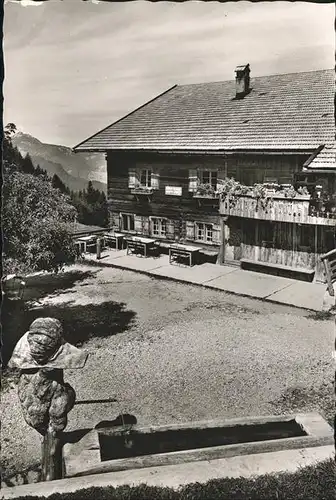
[224,218,243,263]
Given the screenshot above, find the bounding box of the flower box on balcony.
[131,186,154,195]
[193,193,219,199]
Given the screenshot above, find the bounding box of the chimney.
[235,64,250,99]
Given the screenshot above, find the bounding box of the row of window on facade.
[129,168,294,191]
[118,213,219,244]
[117,212,334,253]
[129,168,219,190]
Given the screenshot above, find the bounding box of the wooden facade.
[106,151,224,260]
[106,150,335,281]
[222,217,334,280]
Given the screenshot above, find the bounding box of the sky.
[3,0,335,147]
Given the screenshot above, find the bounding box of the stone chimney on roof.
[235,64,250,99]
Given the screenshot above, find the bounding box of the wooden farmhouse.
[74,65,336,282]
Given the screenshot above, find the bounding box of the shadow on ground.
[2,300,137,367]
[24,301,137,346]
[22,269,98,304]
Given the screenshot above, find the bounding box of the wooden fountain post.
[41,427,63,481]
[8,318,88,482]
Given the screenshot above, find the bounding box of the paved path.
[84,250,332,312]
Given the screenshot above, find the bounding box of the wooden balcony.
[220,193,336,226]
[130,186,154,201]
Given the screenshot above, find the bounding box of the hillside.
[12,132,107,192]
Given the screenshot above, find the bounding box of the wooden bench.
[240,259,315,281]
[169,244,200,267]
[104,232,124,250]
[126,237,157,258]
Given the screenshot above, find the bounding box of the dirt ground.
[2,263,334,485]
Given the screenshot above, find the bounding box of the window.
[196,222,213,243]
[201,170,217,189]
[121,213,135,232]
[140,169,152,187]
[151,217,166,237]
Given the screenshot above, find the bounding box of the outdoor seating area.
[74,231,206,267]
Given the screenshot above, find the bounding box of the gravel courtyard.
[2,263,334,483]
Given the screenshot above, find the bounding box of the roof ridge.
[175,68,334,88]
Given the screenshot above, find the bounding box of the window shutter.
[216,169,226,190]
[109,212,120,230]
[151,172,160,189]
[134,215,143,233]
[186,221,195,240]
[212,223,221,245]
[128,169,137,188]
[188,169,198,192]
[151,172,159,190]
[166,220,175,239]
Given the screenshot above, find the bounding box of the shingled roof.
[304,144,336,172]
[74,68,335,153]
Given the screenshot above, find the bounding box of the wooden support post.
[217,217,226,265]
[41,430,63,481]
[96,238,102,260]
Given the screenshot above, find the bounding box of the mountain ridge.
[12,131,107,193]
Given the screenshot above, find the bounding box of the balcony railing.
[220,192,336,225]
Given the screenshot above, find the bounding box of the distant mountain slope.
[12,131,107,192]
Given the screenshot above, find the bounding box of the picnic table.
[75,235,98,254]
[104,232,124,250]
[126,236,157,257]
[169,243,200,267]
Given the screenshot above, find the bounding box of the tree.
[22,153,35,175]
[52,174,69,194]
[3,124,78,275]
[70,182,108,227]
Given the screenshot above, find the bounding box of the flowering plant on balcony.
[217,178,250,208]
[310,189,336,217]
[217,178,310,212]
[194,182,218,198]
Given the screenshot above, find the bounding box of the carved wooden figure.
[8,317,88,481]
